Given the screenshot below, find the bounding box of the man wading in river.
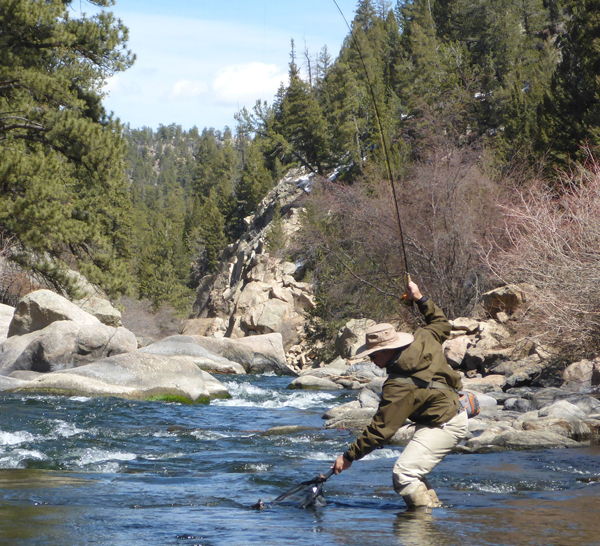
[332,280,468,509]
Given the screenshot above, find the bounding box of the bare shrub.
[485,152,600,347]
[399,147,503,316]
[118,296,184,341]
[294,146,504,325]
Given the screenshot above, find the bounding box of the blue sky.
[88,0,360,131]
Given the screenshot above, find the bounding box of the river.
[0,374,598,546]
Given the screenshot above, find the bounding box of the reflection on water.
[453,486,600,546]
[0,504,75,544]
[393,509,460,546]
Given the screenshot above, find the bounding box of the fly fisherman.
[331,280,468,509]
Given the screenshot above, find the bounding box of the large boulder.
[563,359,597,388]
[502,360,547,390]
[450,318,480,334]
[478,320,511,342]
[323,407,377,431]
[335,319,376,359]
[323,400,361,419]
[462,374,505,392]
[463,344,512,373]
[0,303,14,344]
[9,353,228,403]
[482,285,525,319]
[140,336,245,374]
[531,388,600,415]
[8,290,101,337]
[241,298,296,335]
[194,333,294,375]
[73,295,122,327]
[443,335,473,368]
[465,427,580,450]
[343,361,386,382]
[520,417,593,442]
[531,387,600,415]
[0,374,28,390]
[0,320,137,376]
[143,333,295,376]
[538,400,588,421]
[503,397,533,413]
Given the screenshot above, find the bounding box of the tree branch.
[324,244,399,298]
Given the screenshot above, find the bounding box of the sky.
[81,0,360,132]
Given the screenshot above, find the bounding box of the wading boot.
[426,487,442,508]
[421,478,442,508]
[402,482,435,510]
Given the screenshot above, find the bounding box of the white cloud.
[169,79,209,100]
[212,62,287,105]
[102,73,142,99]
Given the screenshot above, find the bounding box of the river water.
[0,374,598,546]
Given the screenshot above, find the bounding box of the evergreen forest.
[2,0,600,350]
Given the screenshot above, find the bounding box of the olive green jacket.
[345,299,463,462]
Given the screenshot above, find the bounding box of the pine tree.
[278,44,331,174]
[335,3,392,165]
[315,46,333,91]
[0,0,135,296]
[235,142,274,224]
[320,60,365,169]
[188,190,227,281]
[537,0,600,165]
[355,0,378,32]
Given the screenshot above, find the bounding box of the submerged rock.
[261,425,319,436]
[288,376,342,390]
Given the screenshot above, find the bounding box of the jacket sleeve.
[344,382,415,462]
[418,299,451,344]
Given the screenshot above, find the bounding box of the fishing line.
[330,0,411,282]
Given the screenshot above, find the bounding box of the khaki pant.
[392,409,468,496]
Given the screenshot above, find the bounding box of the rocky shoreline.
[312,366,600,452]
[288,298,600,452]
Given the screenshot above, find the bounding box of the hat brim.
[355,332,414,359]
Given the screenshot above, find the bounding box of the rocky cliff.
[187,167,320,368]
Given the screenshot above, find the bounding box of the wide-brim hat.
[355,323,414,358]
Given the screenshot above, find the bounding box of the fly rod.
[331,0,411,290]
